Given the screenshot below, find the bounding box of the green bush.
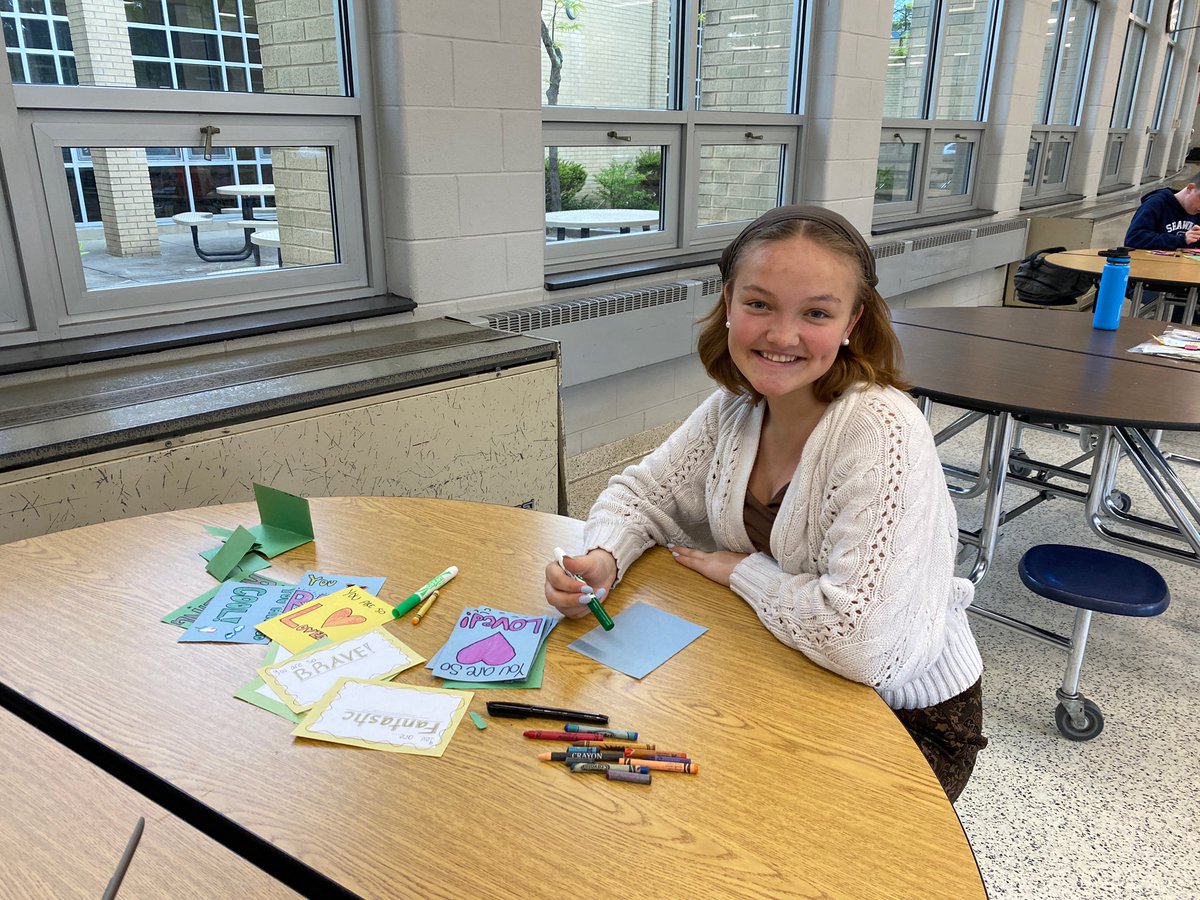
[634,149,661,207]
[545,158,588,211]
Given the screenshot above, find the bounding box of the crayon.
[624,748,686,759]
[568,762,651,774]
[607,769,651,784]
[524,730,608,741]
[633,759,698,774]
[537,751,626,762]
[625,754,690,763]
[564,723,638,740]
[572,740,657,750]
[410,589,440,625]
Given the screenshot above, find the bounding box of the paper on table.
[260,627,424,713]
[178,582,293,644]
[256,585,393,653]
[246,483,314,557]
[163,572,284,628]
[234,642,304,723]
[280,571,387,614]
[440,634,552,690]
[568,601,707,679]
[426,607,557,683]
[203,525,260,581]
[293,678,472,756]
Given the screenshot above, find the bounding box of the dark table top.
[892,307,1200,429]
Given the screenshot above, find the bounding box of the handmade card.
[246,483,314,557]
[163,573,284,629]
[293,679,473,756]
[260,628,424,713]
[203,525,260,581]
[280,571,387,614]
[426,607,557,683]
[256,585,393,653]
[234,643,304,723]
[440,633,552,690]
[568,601,707,679]
[178,582,293,644]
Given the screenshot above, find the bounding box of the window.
[1102,4,1150,189]
[0,0,375,345]
[875,0,1001,223]
[1024,0,1097,203]
[1146,29,1177,178]
[540,0,806,268]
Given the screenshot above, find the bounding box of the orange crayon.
[635,759,698,774]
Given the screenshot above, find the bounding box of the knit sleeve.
[728,393,961,692]
[581,391,725,582]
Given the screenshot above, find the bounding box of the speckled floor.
[566,406,1200,899]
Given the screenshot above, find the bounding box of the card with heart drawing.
[255,584,394,653]
[426,606,557,683]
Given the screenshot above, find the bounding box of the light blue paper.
[280,572,387,613]
[178,582,292,644]
[568,601,707,679]
[427,606,557,683]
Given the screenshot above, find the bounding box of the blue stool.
[1018,544,1170,741]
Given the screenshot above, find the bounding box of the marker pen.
[553,547,614,631]
[392,566,457,619]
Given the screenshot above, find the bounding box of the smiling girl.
[545,205,986,801]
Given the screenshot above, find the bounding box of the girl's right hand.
[544,548,617,618]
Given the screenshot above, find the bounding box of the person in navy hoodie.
[1124,183,1200,249]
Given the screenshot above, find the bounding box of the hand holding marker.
[554,547,614,631]
[392,566,457,619]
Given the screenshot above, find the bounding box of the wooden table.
[0,706,298,899]
[0,497,983,900]
[893,307,1200,583]
[1043,247,1200,320]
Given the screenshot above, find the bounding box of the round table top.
[1044,248,1200,288]
[0,496,984,899]
[892,306,1200,428]
[215,183,276,196]
[545,208,660,229]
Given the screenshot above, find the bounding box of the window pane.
[696,1,796,113]
[1043,139,1069,184]
[540,0,674,110]
[697,143,783,226]
[62,144,338,294]
[1025,138,1041,187]
[1131,0,1151,20]
[876,140,918,203]
[1154,45,1173,130]
[1033,0,1062,124]
[1111,24,1144,128]
[4,0,346,95]
[544,145,665,242]
[1102,138,1122,178]
[928,140,972,197]
[884,0,933,118]
[934,1,993,120]
[1050,0,1093,125]
[1144,135,1155,173]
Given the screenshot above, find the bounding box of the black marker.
[485,701,609,726]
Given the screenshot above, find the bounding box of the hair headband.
[718,204,878,288]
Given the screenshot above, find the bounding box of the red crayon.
[524,730,608,741]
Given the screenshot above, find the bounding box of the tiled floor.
[567,405,1200,899]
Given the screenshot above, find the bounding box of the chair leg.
[1056,608,1093,727]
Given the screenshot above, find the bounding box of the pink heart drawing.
[457,632,516,666]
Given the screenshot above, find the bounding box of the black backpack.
[1013,247,1096,306]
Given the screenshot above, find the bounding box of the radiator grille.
[911,230,973,252]
[484,282,690,334]
[975,219,1028,238]
[871,240,906,259]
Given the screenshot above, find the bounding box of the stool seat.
[172,212,213,225]
[1019,544,1170,617]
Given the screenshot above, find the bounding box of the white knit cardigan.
[581,384,983,710]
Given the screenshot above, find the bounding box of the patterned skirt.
[892,677,987,803]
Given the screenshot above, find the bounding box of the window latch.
[200,125,221,161]
[954,133,968,140]
[892,132,905,146]
[606,130,632,142]
[745,131,763,140]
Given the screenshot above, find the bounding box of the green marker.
[554,547,614,631]
[392,565,458,619]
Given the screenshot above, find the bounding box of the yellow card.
[259,628,425,714]
[292,679,473,756]
[256,585,392,653]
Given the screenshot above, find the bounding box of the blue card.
[427,607,557,682]
[280,572,387,613]
[178,582,293,644]
[568,601,707,679]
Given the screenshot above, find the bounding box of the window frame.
[1103,9,1150,189]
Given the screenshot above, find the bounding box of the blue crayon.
[638,755,691,763]
[568,762,651,774]
[564,723,637,740]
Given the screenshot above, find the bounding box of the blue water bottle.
[1092,247,1130,330]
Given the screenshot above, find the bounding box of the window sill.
[1020,194,1085,211]
[1,293,416,378]
[1097,182,1133,196]
[544,250,722,291]
[870,208,997,236]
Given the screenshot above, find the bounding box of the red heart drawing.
[322,607,368,629]
[457,632,516,666]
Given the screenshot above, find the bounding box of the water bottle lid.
[1099,246,1132,260]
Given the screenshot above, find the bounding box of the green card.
[233,642,304,723]
[441,637,551,691]
[245,483,314,558]
[204,525,259,581]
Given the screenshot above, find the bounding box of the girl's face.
[724,233,861,405]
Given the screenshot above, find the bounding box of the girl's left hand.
[667,544,748,587]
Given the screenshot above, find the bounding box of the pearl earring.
[725,321,731,329]
[841,338,850,346]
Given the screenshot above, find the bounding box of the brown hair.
[697,207,908,404]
